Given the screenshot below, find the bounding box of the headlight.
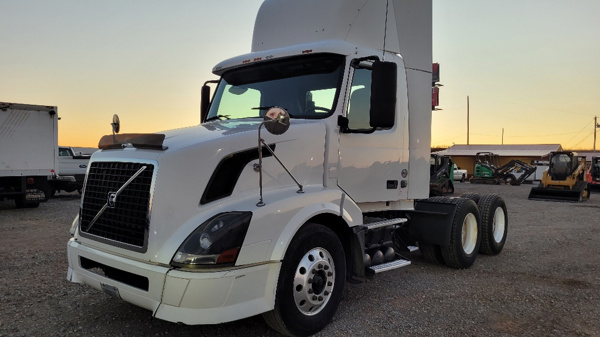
[171,212,252,268]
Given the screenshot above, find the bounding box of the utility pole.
[467,96,470,145]
[595,116,599,152]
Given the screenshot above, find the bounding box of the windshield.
[207,54,345,121]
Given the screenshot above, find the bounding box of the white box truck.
[66,1,509,335]
[0,102,58,208]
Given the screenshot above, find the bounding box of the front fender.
[233,186,362,265]
[267,190,362,261]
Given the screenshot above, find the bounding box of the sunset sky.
[2,0,599,149]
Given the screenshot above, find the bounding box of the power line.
[508,131,585,138]
[564,120,594,147]
[569,131,594,149]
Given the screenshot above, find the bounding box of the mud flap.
[408,199,457,247]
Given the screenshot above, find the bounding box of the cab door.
[337,63,407,203]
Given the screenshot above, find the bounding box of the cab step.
[362,217,407,230]
[367,258,411,274]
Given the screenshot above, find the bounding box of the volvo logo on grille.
[107,192,118,208]
[85,165,147,232]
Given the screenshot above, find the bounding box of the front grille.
[80,161,154,252]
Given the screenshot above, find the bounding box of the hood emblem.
[107,192,117,208]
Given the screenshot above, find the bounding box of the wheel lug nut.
[327,281,332,286]
[312,270,317,274]
[308,278,313,284]
[327,272,333,276]
[312,295,317,300]
[308,289,313,294]
[324,265,329,270]
[324,291,329,296]
[318,264,323,269]
[318,296,323,301]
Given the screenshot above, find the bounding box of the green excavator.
[470,152,536,185]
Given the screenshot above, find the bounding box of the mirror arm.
[256,108,300,207]
[256,121,304,207]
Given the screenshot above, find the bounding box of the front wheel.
[263,223,346,336]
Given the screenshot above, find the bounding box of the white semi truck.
[66,1,509,335]
[0,102,57,208]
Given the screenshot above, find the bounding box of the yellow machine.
[529,151,590,202]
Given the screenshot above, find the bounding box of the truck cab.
[66,1,508,335]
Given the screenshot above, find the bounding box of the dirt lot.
[1,184,599,337]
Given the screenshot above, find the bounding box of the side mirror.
[370,61,397,128]
[200,85,211,123]
[263,107,290,135]
[111,114,120,134]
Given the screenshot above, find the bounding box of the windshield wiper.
[205,115,230,122]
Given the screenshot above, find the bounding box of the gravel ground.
[1,184,599,337]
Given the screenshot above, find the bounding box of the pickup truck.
[48,147,90,196]
[453,164,467,182]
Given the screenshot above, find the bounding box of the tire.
[420,243,445,265]
[460,174,465,183]
[263,223,346,336]
[477,194,508,255]
[460,193,481,204]
[440,198,481,269]
[427,196,449,203]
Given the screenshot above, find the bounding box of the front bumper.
[66,238,281,324]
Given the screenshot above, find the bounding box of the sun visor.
[98,133,167,150]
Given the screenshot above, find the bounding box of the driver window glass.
[347,68,372,130]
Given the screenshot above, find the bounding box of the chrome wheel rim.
[293,247,335,316]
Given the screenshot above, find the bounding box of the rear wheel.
[477,194,508,255]
[263,223,346,336]
[440,198,481,269]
